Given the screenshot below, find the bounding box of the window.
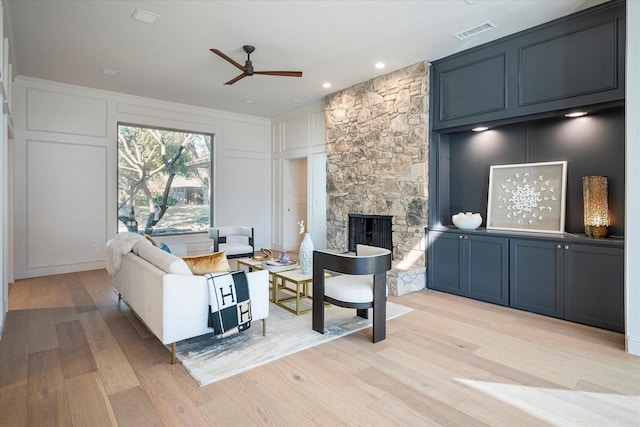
[117,123,213,235]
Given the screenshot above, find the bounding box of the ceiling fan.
[210,45,303,85]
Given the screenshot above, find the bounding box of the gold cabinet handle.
[556,244,562,249]
[463,235,469,240]
[564,245,570,250]
[459,235,463,239]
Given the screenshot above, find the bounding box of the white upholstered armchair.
[312,244,392,342]
[209,226,255,259]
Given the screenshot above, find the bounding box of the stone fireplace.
[348,214,393,254]
[325,61,430,295]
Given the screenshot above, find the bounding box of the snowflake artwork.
[487,161,567,234]
[497,172,558,225]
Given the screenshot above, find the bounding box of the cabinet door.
[433,52,508,129]
[428,232,463,295]
[518,10,624,113]
[464,235,509,306]
[564,244,624,332]
[510,239,563,318]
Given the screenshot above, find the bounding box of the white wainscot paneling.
[283,115,309,151]
[115,102,216,129]
[26,88,107,137]
[219,156,269,246]
[222,118,267,152]
[311,110,326,147]
[27,140,107,269]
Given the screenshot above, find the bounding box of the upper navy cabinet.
[437,53,508,124]
[432,0,625,131]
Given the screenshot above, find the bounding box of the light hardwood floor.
[1,269,639,426]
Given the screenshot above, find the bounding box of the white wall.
[625,0,640,356]
[12,76,271,279]
[272,102,326,251]
[0,0,13,336]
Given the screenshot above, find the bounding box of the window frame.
[116,122,214,236]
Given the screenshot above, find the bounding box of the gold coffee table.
[272,269,331,315]
[236,257,264,272]
[236,257,299,303]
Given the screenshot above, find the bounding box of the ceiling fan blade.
[225,73,247,85]
[210,49,246,72]
[254,71,303,78]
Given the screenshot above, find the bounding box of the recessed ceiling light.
[375,62,385,69]
[472,126,489,132]
[131,8,161,25]
[100,67,120,77]
[322,82,332,89]
[242,99,256,104]
[565,111,587,118]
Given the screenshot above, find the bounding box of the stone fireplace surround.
[324,61,430,295]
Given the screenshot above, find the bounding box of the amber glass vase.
[582,176,610,238]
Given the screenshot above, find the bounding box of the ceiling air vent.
[453,21,496,41]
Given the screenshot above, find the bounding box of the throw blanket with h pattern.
[206,271,252,338]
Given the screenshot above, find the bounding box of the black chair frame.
[312,248,392,343]
[210,227,255,259]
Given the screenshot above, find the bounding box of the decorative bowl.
[452,212,482,230]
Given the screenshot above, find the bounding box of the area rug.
[174,302,412,386]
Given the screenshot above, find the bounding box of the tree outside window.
[117,124,213,235]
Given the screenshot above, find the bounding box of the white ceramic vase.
[299,233,314,275]
[452,212,482,230]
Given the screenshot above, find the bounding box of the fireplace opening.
[348,214,393,255]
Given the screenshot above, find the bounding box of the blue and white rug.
[174,302,412,386]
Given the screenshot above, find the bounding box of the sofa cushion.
[182,252,231,275]
[136,243,192,275]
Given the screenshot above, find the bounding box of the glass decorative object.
[583,176,610,238]
[278,250,290,263]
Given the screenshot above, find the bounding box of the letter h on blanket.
[206,271,252,338]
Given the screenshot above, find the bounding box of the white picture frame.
[487,161,567,234]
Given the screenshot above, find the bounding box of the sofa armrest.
[161,270,270,344]
[246,270,269,320]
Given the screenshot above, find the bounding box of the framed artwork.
[487,161,567,234]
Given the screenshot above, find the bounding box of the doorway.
[283,157,308,251]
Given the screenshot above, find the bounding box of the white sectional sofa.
[107,238,270,363]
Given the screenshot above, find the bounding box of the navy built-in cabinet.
[510,238,624,332]
[428,231,508,306]
[426,0,626,333]
[432,0,625,132]
[428,231,625,333]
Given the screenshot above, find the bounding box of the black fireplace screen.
[348,214,393,254]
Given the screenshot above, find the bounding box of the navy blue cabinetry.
[428,230,509,306]
[510,237,624,332]
[432,0,625,132]
[427,230,624,332]
[563,244,624,332]
[510,239,564,318]
[426,0,626,334]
